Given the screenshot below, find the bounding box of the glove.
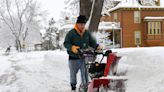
[71,45,80,54]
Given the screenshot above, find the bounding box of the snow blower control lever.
[77,49,112,60]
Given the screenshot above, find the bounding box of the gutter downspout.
[121,10,123,48]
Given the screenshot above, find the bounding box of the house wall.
[141,10,164,46]
[121,10,144,47]
[110,9,164,47]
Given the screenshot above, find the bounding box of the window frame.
[147,21,161,35]
[134,11,141,23]
[114,13,118,22]
[134,31,141,45]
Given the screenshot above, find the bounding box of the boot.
[71,84,76,90]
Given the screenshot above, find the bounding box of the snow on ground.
[0,50,70,92]
[0,47,164,92]
[113,47,164,92]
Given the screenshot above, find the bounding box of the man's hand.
[71,45,80,54]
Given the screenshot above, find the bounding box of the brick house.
[101,0,164,47]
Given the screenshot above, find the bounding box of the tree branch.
[5,0,17,33]
[0,11,17,38]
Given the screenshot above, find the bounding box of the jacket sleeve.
[89,32,98,49]
[63,31,72,51]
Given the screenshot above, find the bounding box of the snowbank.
[113,47,164,92]
[0,47,164,92]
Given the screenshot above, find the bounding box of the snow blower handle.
[77,48,104,60]
[77,48,94,58]
[77,49,103,55]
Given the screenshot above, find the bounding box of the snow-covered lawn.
[0,47,164,92]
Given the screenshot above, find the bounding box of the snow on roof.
[59,22,121,31]
[108,0,164,12]
[161,0,164,6]
[144,16,164,20]
[113,0,121,1]
[98,22,121,30]
[59,23,74,30]
[108,0,141,12]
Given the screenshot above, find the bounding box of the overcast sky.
[38,0,65,21]
[37,0,164,21]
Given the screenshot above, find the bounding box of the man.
[64,15,101,91]
[5,46,11,55]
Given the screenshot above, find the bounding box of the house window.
[114,13,118,22]
[134,31,141,45]
[148,22,161,35]
[134,11,141,23]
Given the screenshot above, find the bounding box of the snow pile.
[0,51,70,92]
[114,47,164,92]
[0,47,164,92]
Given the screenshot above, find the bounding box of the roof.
[59,22,121,31]
[108,0,164,12]
[59,24,74,31]
[98,22,121,30]
[144,16,164,20]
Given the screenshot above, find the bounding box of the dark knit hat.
[76,15,87,23]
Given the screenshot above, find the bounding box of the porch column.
[112,23,115,48]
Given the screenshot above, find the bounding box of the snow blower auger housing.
[77,49,127,92]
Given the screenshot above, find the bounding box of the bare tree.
[79,0,92,19]
[0,0,45,51]
[87,0,105,32]
[63,0,105,32]
[61,0,120,32]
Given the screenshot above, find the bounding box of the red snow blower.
[78,49,127,92]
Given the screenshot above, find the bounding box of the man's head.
[76,15,87,32]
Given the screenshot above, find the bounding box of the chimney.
[155,0,160,6]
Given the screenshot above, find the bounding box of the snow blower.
[78,49,127,92]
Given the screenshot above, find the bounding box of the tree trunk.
[79,0,104,32]
[15,39,22,52]
[18,39,22,52]
[88,0,104,32]
[80,0,92,19]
